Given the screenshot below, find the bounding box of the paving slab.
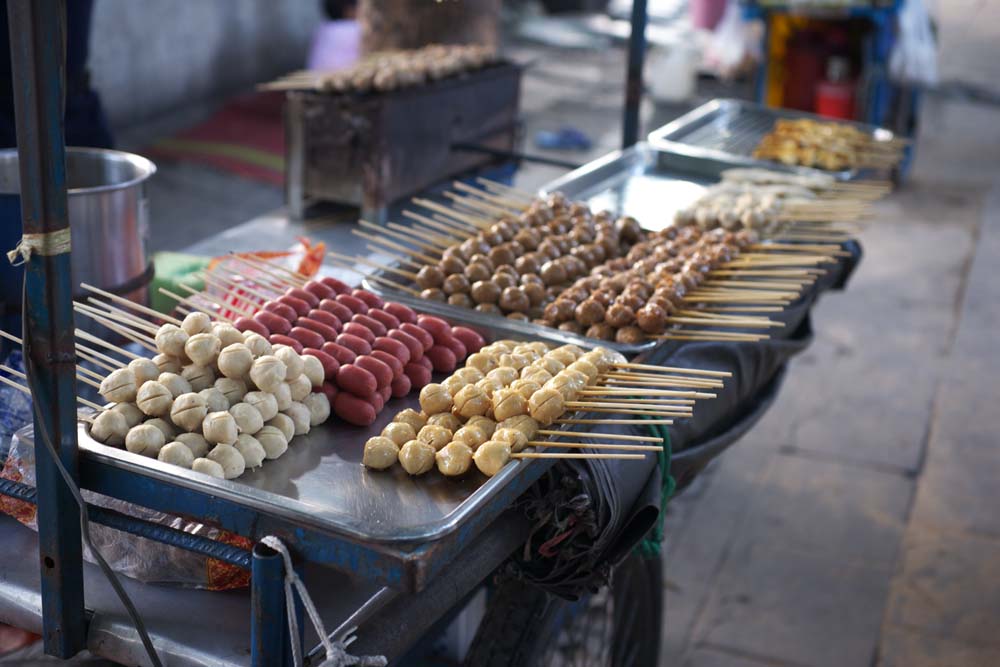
[884,528,1000,647]
[692,543,891,667]
[729,453,913,570]
[879,625,1000,667]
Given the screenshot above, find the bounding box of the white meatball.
[255,426,288,460]
[229,402,263,435]
[184,333,221,368]
[202,411,238,445]
[287,374,311,402]
[283,403,311,436]
[158,372,192,399]
[181,311,213,336]
[218,343,254,381]
[127,358,160,388]
[234,434,266,469]
[170,392,208,432]
[198,387,229,413]
[89,410,128,446]
[267,414,295,442]
[136,382,173,417]
[145,417,177,441]
[242,332,272,358]
[155,323,189,357]
[215,377,247,405]
[250,355,287,393]
[181,364,215,392]
[176,432,209,458]
[273,346,303,382]
[301,355,325,388]
[152,353,182,375]
[211,322,244,349]
[206,444,245,479]
[125,424,165,457]
[158,441,195,469]
[111,402,144,428]
[273,383,293,411]
[192,457,225,479]
[99,368,137,403]
[302,392,331,427]
[243,391,278,421]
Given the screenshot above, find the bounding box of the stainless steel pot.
[0,148,156,333]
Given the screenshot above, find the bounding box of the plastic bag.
[890,0,938,86]
[0,428,251,591]
[705,0,762,79]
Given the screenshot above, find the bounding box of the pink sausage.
[296,316,339,342]
[289,326,325,350]
[351,289,384,309]
[400,323,434,352]
[416,315,452,343]
[390,373,411,398]
[254,310,291,336]
[304,280,335,301]
[319,299,353,322]
[415,355,433,371]
[336,333,372,357]
[335,294,368,315]
[286,287,319,308]
[451,327,485,354]
[321,276,351,295]
[387,329,423,362]
[269,334,304,353]
[302,348,340,380]
[445,337,467,362]
[380,385,392,403]
[278,294,311,318]
[342,322,375,345]
[403,363,432,390]
[426,345,457,374]
[366,308,400,332]
[264,300,298,322]
[333,392,376,426]
[351,313,387,338]
[372,337,410,365]
[356,355,393,389]
[322,341,356,365]
[370,350,403,380]
[383,302,417,325]
[235,316,269,337]
[307,309,343,333]
[336,364,377,397]
[369,390,385,414]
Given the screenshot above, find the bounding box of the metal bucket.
[0,148,156,346]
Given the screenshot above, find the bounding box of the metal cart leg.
[251,542,291,667]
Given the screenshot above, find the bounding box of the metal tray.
[363,143,713,355]
[647,98,898,181]
[13,385,546,547]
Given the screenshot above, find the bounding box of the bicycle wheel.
[464,550,663,667]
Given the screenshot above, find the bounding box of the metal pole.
[622,0,649,148]
[251,543,289,667]
[6,0,86,657]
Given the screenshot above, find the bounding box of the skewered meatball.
[439,256,467,276]
[615,326,646,344]
[522,282,546,307]
[558,321,583,334]
[465,261,492,283]
[416,265,445,289]
[442,273,471,296]
[507,312,529,322]
[636,304,668,334]
[493,272,517,290]
[574,299,606,327]
[543,299,576,323]
[585,323,616,341]
[604,303,636,328]
[421,288,446,302]
[475,303,502,316]
[539,261,567,286]
[499,287,530,313]
[488,245,516,268]
[470,280,501,304]
[448,293,474,308]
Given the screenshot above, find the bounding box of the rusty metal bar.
[622,0,649,148]
[6,0,86,657]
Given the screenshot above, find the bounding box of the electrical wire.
[21,279,163,667]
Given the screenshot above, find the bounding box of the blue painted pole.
[622,0,649,148]
[251,543,288,667]
[6,0,86,657]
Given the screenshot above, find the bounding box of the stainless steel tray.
[647,98,898,181]
[363,143,713,355]
[13,389,542,546]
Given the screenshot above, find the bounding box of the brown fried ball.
[443,273,471,296]
[475,303,503,315]
[470,279,502,304]
[421,288,446,302]
[636,304,667,334]
[514,255,541,276]
[440,255,467,276]
[585,323,616,341]
[507,312,530,322]
[615,326,645,344]
[543,299,576,323]
[540,261,567,286]
[574,298,606,327]
[499,287,530,313]
[448,293,474,308]
[605,303,635,328]
[493,272,517,290]
[416,265,445,289]
[558,321,583,334]
[465,262,492,283]
[468,254,494,272]
[488,245,516,268]
[523,282,546,307]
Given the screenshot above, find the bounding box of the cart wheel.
[464,550,663,667]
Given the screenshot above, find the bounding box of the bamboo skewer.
[326,250,418,280]
[235,254,309,285]
[535,429,663,443]
[578,388,713,398]
[385,222,454,249]
[512,452,646,461]
[452,181,526,209]
[358,220,445,255]
[75,364,106,382]
[199,273,270,310]
[212,264,289,295]
[443,191,515,218]
[0,365,106,412]
[75,350,119,373]
[412,198,490,229]
[228,254,301,288]
[176,284,243,321]
[402,209,476,236]
[75,302,159,334]
[526,441,662,452]
[556,418,673,425]
[158,288,228,322]
[475,177,534,201]
[73,307,158,348]
[352,230,440,265]
[83,298,161,332]
[80,282,180,325]
[75,330,142,362]
[610,363,731,377]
